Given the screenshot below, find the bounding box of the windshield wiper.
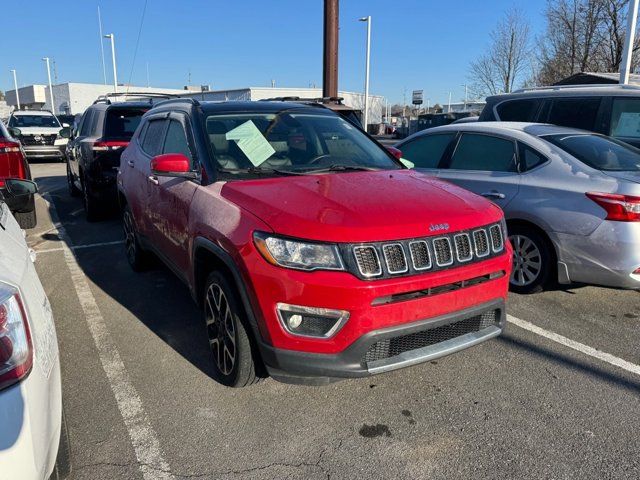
[297,164,381,174]
[217,166,304,176]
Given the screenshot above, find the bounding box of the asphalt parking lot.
[27,161,640,480]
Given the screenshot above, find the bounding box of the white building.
[445,101,486,113]
[183,87,387,124]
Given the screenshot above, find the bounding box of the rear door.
[68,108,93,181]
[146,113,199,277]
[437,132,520,209]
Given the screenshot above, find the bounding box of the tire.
[48,408,72,480]
[14,209,37,229]
[66,163,80,197]
[508,225,554,294]
[122,205,150,272]
[203,271,261,387]
[81,176,100,222]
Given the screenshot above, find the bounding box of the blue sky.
[2,0,546,105]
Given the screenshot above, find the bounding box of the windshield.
[9,114,61,128]
[543,133,640,172]
[205,110,399,178]
[104,108,148,140]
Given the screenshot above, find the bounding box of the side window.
[547,97,601,131]
[141,119,167,157]
[90,110,101,135]
[609,97,640,140]
[80,110,94,136]
[162,120,193,162]
[448,133,517,172]
[496,99,540,121]
[518,143,547,171]
[400,133,454,168]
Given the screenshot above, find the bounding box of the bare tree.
[469,9,532,96]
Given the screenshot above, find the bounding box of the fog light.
[276,303,350,338]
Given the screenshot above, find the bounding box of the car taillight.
[586,192,640,222]
[92,140,129,152]
[0,283,33,391]
[0,140,26,187]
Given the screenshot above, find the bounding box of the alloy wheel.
[123,211,137,265]
[205,283,236,376]
[510,234,542,287]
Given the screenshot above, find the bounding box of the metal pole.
[462,84,468,111]
[360,16,371,130]
[447,91,452,113]
[620,0,640,84]
[323,0,339,98]
[98,6,107,85]
[42,57,55,114]
[10,70,20,110]
[105,34,118,93]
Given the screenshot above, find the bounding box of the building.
[182,86,387,124]
[4,83,200,115]
[445,101,486,113]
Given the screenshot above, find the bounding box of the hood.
[17,127,62,135]
[220,170,502,242]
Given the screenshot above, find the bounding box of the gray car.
[395,122,640,293]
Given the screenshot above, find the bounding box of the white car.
[6,111,69,162]
[0,179,68,479]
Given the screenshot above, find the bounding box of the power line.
[126,0,149,92]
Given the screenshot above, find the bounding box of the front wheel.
[81,177,100,222]
[203,271,261,387]
[66,163,80,197]
[508,226,553,294]
[123,206,150,272]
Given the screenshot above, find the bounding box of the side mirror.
[8,127,21,138]
[4,178,38,197]
[385,146,403,160]
[59,127,71,139]
[151,153,196,179]
[62,123,70,128]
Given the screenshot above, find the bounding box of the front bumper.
[22,145,65,160]
[550,220,640,289]
[261,299,505,384]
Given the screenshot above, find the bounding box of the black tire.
[48,408,72,480]
[203,271,261,387]
[14,209,37,229]
[508,225,554,294]
[122,205,150,272]
[81,176,100,222]
[66,163,80,197]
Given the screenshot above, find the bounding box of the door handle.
[127,160,134,167]
[147,175,159,186]
[481,191,506,200]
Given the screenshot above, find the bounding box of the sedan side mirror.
[151,153,197,179]
[59,127,71,139]
[5,178,38,197]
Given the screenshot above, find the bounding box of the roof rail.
[259,96,346,104]
[92,91,180,105]
[153,97,201,108]
[512,83,640,93]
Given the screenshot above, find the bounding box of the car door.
[437,132,520,209]
[398,132,456,175]
[146,113,199,278]
[68,109,93,182]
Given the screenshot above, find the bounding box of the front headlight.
[253,232,345,271]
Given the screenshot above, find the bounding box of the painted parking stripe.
[41,195,174,480]
[35,240,124,254]
[507,314,640,377]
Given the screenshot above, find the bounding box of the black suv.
[479,84,640,148]
[66,93,175,220]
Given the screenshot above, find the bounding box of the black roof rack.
[153,97,201,108]
[92,92,180,105]
[259,96,346,104]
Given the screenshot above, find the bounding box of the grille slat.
[409,241,432,271]
[382,243,408,274]
[432,237,453,266]
[21,134,56,146]
[353,246,382,277]
[454,233,472,262]
[489,225,504,252]
[473,229,490,257]
[363,310,499,364]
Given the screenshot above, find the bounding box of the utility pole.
[42,57,55,114]
[359,16,371,130]
[620,0,639,84]
[462,84,468,111]
[322,0,339,98]
[10,70,20,110]
[98,6,107,84]
[447,91,452,113]
[104,33,118,93]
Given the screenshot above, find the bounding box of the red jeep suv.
[117,99,512,387]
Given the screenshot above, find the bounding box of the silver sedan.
[395,122,640,293]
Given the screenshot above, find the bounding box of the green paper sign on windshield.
[225,120,276,167]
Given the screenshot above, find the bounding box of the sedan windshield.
[9,115,61,128]
[544,133,640,171]
[205,110,399,178]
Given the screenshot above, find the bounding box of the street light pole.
[359,16,371,131]
[10,69,20,110]
[462,84,468,111]
[42,57,55,114]
[620,0,640,84]
[104,33,118,93]
[447,91,452,113]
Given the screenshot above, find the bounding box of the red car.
[117,99,512,387]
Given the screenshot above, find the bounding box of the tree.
[469,9,532,96]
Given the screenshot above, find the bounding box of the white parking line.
[507,314,640,377]
[35,240,124,254]
[42,195,174,480]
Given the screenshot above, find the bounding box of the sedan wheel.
[510,234,542,287]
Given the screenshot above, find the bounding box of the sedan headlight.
[253,232,345,271]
